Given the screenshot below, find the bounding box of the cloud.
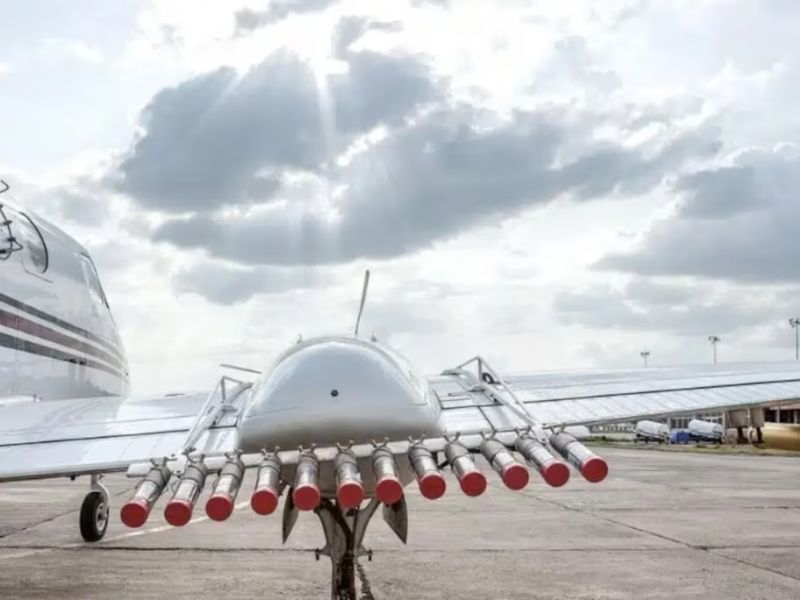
[114,49,437,210]
[234,0,339,32]
[173,260,327,304]
[41,38,105,64]
[152,106,720,265]
[597,144,800,282]
[56,187,111,226]
[553,277,772,335]
[332,16,402,57]
[0,61,10,76]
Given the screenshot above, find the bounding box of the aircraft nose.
[237,340,441,451]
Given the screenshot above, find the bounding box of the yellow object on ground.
[760,423,800,451]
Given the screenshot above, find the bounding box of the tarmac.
[1,446,800,599]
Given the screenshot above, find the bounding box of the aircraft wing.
[0,377,251,482]
[431,359,800,433]
[1,360,799,486]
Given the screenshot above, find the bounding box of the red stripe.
[0,307,126,373]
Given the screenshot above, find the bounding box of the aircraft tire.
[80,491,109,542]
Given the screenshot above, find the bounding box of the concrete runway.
[1,447,799,599]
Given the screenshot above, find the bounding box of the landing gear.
[79,474,109,542]
[315,498,379,600]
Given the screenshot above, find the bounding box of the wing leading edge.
[0,377,251,482]
[431,360,800,433]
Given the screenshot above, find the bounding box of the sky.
[1,0,799,394]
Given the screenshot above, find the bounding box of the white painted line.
[0,500,251,561]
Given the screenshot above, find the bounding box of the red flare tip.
[418,472,446,500]
[164,499,193,527]
[580,457,609,483]
[251,488,279,515]
[120,499,149,529]
[337,481,364,510]
[205,494,234,522]
[541,462,570,488]
[376,477,404,505]
[293,484,321,511]
[459,470,487,497]
[501,463,530,491]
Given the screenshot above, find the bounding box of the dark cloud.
[676,166,763,218]
[597,146,800,282]
[114,49,437,211]
[173,260,327,304]
[153,108,719,265]
[234,0,338,32]
[553,278,770,335]
[55,187,111,226]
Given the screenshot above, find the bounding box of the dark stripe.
[0,331,124,379]
[0,307,125,373]
[0,292,124,362]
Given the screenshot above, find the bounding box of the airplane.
[3,182,800,599]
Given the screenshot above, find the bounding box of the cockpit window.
[0,203,48,273]
[78,254,109,308]
[17,212,49,273]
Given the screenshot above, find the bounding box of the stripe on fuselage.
[0,331,123,379]
[0,291,124,363]
[0,307,125,373]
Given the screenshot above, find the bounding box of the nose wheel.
[79,475,110,542]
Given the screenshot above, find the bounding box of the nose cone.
[238,339,441,452]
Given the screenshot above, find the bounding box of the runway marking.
[0,500,251,562]
[101,500,251,543]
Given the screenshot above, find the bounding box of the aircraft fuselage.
[238,336,444,493]
[0,198,129,400]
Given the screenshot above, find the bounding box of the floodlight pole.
[790,318,800,361]
[708,335,720,365]
[640,350,650,367]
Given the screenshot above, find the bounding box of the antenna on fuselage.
[0,180,9,195]
[353,269,370,337]
[219,363,262,376]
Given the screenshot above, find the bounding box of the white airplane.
[2,184,800,599]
